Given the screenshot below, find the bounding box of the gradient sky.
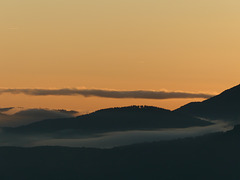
[0,0,240,113]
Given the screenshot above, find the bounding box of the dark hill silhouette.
[0,125,240,180]
[4,105,212,135]
[175,84,240,121]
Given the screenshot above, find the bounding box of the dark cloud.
[0,107,14,113]
[0,108,79,127]
[14,109,76,119]
[0,88,215,99]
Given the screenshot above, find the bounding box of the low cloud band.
[0,88,214,100]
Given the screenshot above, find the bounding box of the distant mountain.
[0,125,240,180]
[4,105,212,135]
[175,84,240,121]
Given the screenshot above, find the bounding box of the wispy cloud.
[0,107,14,113]
[0,108,78,127]
[0,122,232,148]
[0,88,215,99]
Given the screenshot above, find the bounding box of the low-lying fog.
[0,121,232,148]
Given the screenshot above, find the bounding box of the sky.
[0,0,240,113]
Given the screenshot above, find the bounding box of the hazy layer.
[0,121,232,148]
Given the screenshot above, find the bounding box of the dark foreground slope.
[0,125,240,180]
[176,84,240,121]
[4,106,211,135]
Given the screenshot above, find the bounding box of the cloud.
[0,88,215,100]
[0,121,232,148]
[0,108,79,127]
[0,107,14,113]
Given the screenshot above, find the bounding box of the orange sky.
[0,0,240,112]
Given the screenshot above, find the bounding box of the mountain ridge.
[3,105,212,135]
[175,84,240,121]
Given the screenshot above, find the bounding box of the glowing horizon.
[1,0,240,112]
